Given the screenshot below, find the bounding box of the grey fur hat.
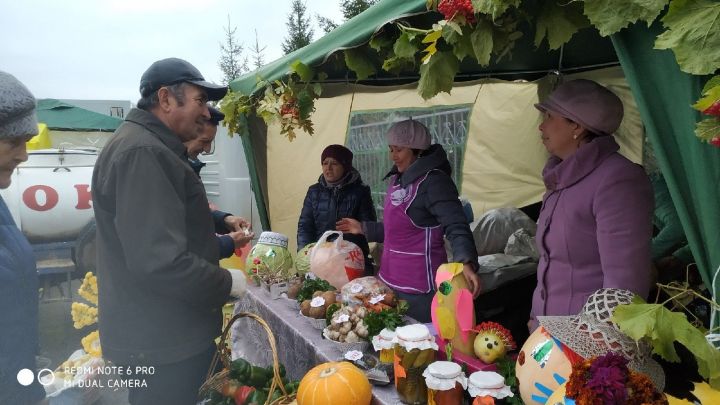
[0,71,38,139]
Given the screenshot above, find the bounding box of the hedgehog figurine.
[473,321,516,364]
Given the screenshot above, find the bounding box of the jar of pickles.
[393,324,439,404]
[467,371,514,404]
[422,361,467,405]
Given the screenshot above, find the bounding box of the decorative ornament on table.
[431,262,477,359]
[246,232,294,289]
[473,321,516,364]
[517,288,667,405]
[515,326,575,405]
[308,230,365,290]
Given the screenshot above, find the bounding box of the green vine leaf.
[289,60,312,82]
[611,302,720,387]
[471,19,494,66]
[393,32,418,59]
[344,47,377,80]
[692,80,720,113]
[418,51,459,99]
[654,0,720,75]
[369,34,393,52]
[695,117,720,143]
[581,0,668,37]
[535,0,589,50]
[451,26,475,62]
[382,56,416,74]
[420,28,443,64]
[702,75,720,94]
[218,90,252,136]
[471,0,521,20]
[492,16,523,62]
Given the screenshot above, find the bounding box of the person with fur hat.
[337,119,481,322]
[0,71,47,405]
[528,79,654,331]
[297,144,376,274]
[92,58,247,405]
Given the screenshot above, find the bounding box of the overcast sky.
[1,0,343,104]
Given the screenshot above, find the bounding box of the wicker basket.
[199,312,296,405]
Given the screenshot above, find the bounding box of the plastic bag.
[309,231,364,289]
[471,207,537,256]
[504,228,538,259]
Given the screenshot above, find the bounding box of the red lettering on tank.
[74,184,92,209]
[23,185,59,212]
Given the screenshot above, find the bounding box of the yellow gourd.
[297,362,371,405]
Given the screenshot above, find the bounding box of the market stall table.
[231,283,401,404]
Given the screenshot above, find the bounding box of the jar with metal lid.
[467,371,514,404]
[393,324,439,404]
[423,361,467,405]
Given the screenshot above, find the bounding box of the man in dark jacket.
[297,144,376,274]
[91,58,247,405]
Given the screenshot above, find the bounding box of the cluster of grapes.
[438,0,476,24]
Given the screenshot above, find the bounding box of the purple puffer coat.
[530,136,653,327]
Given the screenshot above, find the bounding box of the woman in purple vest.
[337,119,481,322]
[528,79,653,331]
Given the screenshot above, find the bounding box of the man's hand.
[228,230,254,248]
[224,215,251,233]
[336,218,362,234]
[463,263,482,299]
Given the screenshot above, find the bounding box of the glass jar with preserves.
[393,324,439,404]
[467,371,514,404]
[423,361,467,405]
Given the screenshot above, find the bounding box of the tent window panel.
[346,105,472,221]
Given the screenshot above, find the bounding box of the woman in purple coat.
[528,79,654,331]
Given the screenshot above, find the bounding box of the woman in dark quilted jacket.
[297,144,376,275]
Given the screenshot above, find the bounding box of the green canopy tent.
[36,99,124,149]
[229,0,720,297]
[37,99,123,132]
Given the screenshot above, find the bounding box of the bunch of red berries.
[438,0,476,24]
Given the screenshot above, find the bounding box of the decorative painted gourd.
[297,361,372,405]
[472,321,516,364]
[515,327,573,405]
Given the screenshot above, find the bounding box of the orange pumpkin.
[297,361,372,405]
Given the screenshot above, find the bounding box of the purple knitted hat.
[386,119,431,150]
[535,79,624,136]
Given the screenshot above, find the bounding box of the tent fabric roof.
[230,0,427,95]
[37,99,123,132]
[229,0,618,96]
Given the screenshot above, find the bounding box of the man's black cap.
[208,106,225,125]
[139,58,227,101]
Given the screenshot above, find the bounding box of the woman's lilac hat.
[535,79,624,136]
